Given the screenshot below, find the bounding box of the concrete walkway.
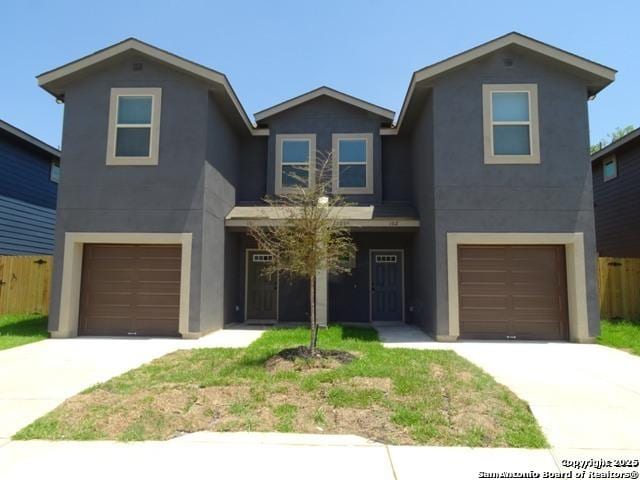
[378,325,640,450]
[0,328,264,439]
[0,433,635,480]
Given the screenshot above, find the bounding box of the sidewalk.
[1,433,636,480]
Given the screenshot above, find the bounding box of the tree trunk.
[309,273,318,353]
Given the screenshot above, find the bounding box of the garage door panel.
[136,257,181,270]
[512,322,564,340]
[81,315,130,335]
[79,244,181,337]
[460,294,509,310]
[137,269,181,282]
[136,293,180,306]
[512,294,562,310]
[88,258,137,271]
[90,280,135,294]
[458,245,568,340]
[459,270,509,286]
[461,321,511,338]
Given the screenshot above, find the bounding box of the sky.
[1,0,638,149]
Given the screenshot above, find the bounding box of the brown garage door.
[458,245,568,340]
[79,244,181,336]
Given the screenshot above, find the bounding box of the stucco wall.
[48,52,223,334]
[427,47,599,337]
[263,96,385,204]
[408,91,438,334]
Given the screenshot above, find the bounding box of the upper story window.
[50,161,60,183]
[106,87,162,166]
[332,133,373,194]
[482,84,540,164]
[603,155,617,182]
[275,134,316,194]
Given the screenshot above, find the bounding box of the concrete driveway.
[378,326,640,450]
[0,328,264,440]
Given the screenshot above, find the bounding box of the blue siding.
[0,131,58,209]
[0,194,56,254]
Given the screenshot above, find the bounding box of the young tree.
[248,153,356,353]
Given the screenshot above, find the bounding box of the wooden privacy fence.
[598,257,640,320]
[0,255,53,315]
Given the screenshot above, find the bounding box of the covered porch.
[224,204,419,327]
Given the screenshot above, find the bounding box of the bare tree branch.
[248,151,357,352]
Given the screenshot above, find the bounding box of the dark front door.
[371,250,404,322]
[246,251,278,322]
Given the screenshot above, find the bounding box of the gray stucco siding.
[424,48,599,338]
[237,137,268,203]
[381,136,412,202]
[264,96,383,205]
[408,92,438,335]
[48,52,235,335]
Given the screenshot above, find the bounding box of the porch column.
[315,268,328,327]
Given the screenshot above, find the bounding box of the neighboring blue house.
[0,119,60,255]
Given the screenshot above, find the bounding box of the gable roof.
[392,32,616,134]
[0,119,60,157]
[37,38,267,136]
[591,126,640,163]
[254,86,395,123]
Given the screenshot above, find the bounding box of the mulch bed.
[275,346,356,363]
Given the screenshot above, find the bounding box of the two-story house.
[38,32,614,341]
[0,119,60,255]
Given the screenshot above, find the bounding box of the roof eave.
[36,38,266,136]
[0,120,60,157]
[254,86,395,123]
[394,32,616,134]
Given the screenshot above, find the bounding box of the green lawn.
[599,319,640,356]
[0,314,48,351]
[14,326,547,448]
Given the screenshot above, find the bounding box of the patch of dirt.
[277,346,356,363]
[348,376,392,391]
[265,347,356,373]
[429,363,445,379]
[456,371,474,383]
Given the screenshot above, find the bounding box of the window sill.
[334,188,373,195]
[106,156,158,166]
[484,155,540,165]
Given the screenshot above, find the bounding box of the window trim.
[482,84,540,165]
[275,134,316,195]
[50,161,60,183]
[332,133,373,194]
[603,155,617,182]
[106,87,162,166]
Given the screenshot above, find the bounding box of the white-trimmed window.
[106,87,162,166]
[275,134,316,194]
[482,84,540,164]
[603,155,617,182]
[332,133,373,194]
[50,161,60,183]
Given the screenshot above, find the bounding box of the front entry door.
[246,251,278,322]
[370,250,404,322]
